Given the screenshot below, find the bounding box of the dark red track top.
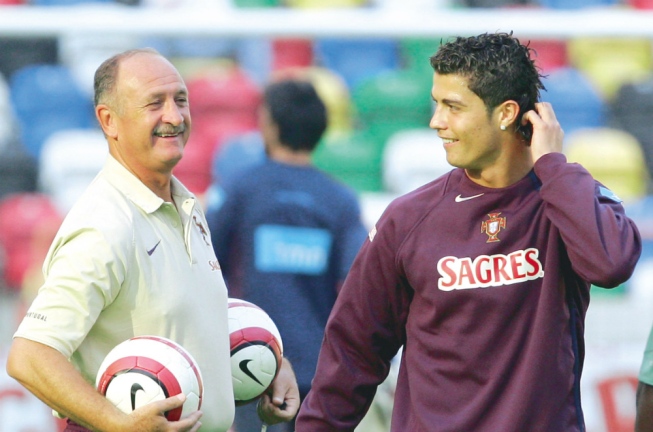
[297,153,641,432]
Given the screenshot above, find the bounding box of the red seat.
[0,193,62,290]
[628,0,653,8]
[186,65,261,163]
[272,39,314,71]
[597,375,638,432]
[528,39,568,73]
[173,128,219,197]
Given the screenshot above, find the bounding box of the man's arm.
[6,337,202,432]
[636,381,653,432]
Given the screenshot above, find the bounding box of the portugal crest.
[481,212,506,243]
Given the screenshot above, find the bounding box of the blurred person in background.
[296,32,642,432]
[6,48,299,432]
[206,78,367,431]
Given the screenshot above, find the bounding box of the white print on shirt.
[369,226,377,242]
[437,248,544,291]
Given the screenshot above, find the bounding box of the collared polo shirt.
[15,155,234,431]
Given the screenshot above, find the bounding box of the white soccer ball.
[95,335,203,421]
[228,298,284,405]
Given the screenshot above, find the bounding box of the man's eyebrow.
[433,97,466,107]
[445,97,466,105]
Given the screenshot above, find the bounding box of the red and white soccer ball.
[95,335,203,421]
[228,298,284,405]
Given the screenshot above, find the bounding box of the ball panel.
[96,336,203,421]
[227,298,284,404]
[132,335,204,404]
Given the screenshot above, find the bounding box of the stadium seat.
[58,33,142,97]
[352,69,433,145]
[628,0,653,8]
[537,0,619,8]
[9,64,96,158]
[30,0,113,5]
[540,67,605,138]
[527,39,568,73]
[285,0,366,7]
[564,127,649,203]
[211,131,265,189]
[173,127,218,198]
[453,0,534,7]
[567,37,653,100]
[232,0,279,6]
[234,38,273,86]
[609,78,653,192]
[271,39,314,72]
[399,37,441,79]
[383,128,452,195]
[314,38,400,90]
[0,193,62,291]
[596,375,638,432]
[38,128,108,215]
[185,64,262,161]
[313,130,384,192]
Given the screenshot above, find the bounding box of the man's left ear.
[497,100,520,131]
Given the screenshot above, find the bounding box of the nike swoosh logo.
[455,193,484,202]
[239,359,264,386]
[147,240,161,256]
[131,383,144,411]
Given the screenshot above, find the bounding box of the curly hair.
[430,32,545,139]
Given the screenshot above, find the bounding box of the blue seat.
[540,67,606,138]
[9,64,96,158]
[537,0,619,8]
[313,38,400,90]
[211,131,266,189]
[30,0,112,5]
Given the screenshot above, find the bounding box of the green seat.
[233,0,279,7]
[313,130,385,192]
[352,70,433,145]
[400,37,443,79]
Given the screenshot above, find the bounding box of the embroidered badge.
[193,215,210,246]
[481,212,506,243]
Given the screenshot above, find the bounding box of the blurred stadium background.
[1,1,653,431]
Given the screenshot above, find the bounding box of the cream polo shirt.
[14,155,234,431]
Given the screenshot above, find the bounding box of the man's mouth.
[154,126,185,138]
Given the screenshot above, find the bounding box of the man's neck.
[268,144,312,166]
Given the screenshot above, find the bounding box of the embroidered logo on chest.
[193,215,210,246]
[481,212,506,243]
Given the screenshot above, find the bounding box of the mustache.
[153,124,187,136]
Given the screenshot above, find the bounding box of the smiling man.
[296,32,642,432]
[6,49,299,432]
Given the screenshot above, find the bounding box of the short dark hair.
[430,32,545,139]
[263,79,327,152]
[93,47,161,110]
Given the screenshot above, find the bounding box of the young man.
[296,32,642,431]
[6,48,299,432]
[206,78,367,431]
